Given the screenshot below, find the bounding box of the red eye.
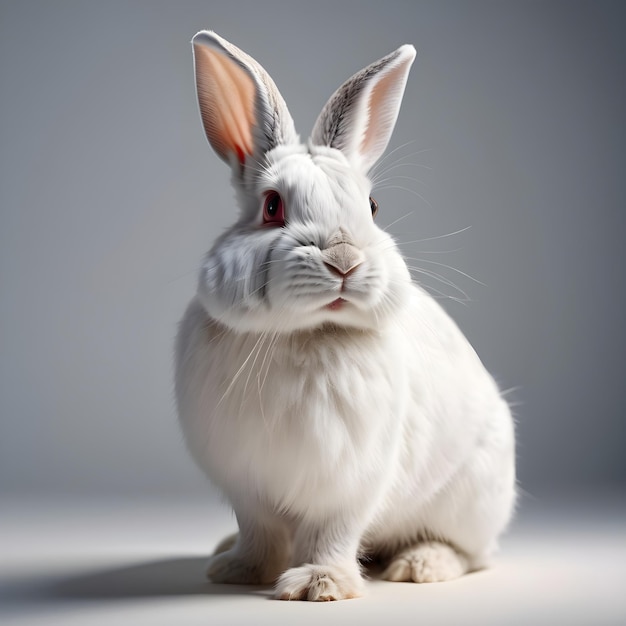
[262,191,284,226]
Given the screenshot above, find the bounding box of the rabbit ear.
[192,31,297,168]
[311,45,416,174]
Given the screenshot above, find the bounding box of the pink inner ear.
[194,44,256,162]
[361,61,410,164]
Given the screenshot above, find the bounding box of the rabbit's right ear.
[192,31,297,169]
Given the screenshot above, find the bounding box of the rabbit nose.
[322,242,364,277]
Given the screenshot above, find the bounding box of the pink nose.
[321,243,364,277]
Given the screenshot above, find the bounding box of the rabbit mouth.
[325,297,348,311]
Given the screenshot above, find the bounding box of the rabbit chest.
[178,307,409,514]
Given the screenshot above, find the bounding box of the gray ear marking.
[311,45,416,173]
[313,53,398,148]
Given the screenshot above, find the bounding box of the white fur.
[175,32,516,601]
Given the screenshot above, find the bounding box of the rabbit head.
[192,31,416,333]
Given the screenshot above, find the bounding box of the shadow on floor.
[1,557,273,605]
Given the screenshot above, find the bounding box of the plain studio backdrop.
[1,1,625,625]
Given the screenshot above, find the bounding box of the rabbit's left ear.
[311,45,416,174]
[192,31,298,169]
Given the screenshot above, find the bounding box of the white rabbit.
[175,31,516,601]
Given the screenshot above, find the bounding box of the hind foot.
[382,541,469,583]
[206,532,288,585]
[212,532,238,555]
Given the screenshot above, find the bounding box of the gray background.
[1,0,624,501]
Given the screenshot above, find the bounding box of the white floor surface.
[1,492,625,626]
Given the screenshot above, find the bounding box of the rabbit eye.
[369,196,379,218]
[263,191,285,226]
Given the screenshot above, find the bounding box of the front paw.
[275,564,364,601]
[206,549,277,585]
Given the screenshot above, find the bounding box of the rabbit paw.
[206,548,278,585]
[382,541,468,583]
[275,564,363,601]
[212,532,238,555]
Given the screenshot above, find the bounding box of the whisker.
[373,174,427,187]
[165,266,200,285]
[408,248,464,255]
[216,332,267,408]
[395,226,472,245]
[419,285,470,306]
[371,144,432,180]
[241,329,271,406]
[372,164,432,187]
[371,140,422,171]
[373,184,433,209]
[258,329,280,394]
[380,210,415,233]
[406,265,472,302]
[403,257,486,286]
